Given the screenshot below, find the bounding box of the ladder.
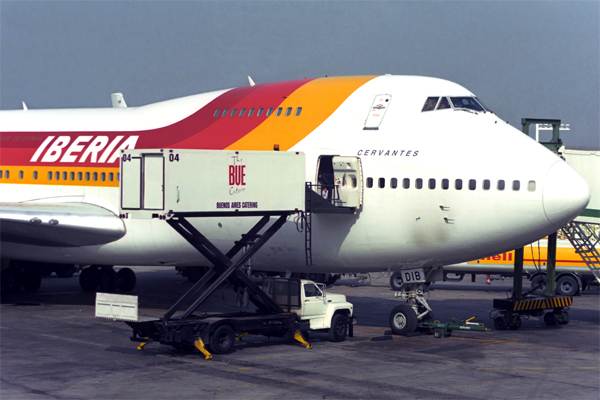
[561,221,600,283]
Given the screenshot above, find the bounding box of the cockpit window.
[450,97,485,112]
[437,97,451,109]
[422,97,439,112]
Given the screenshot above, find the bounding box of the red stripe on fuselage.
[0,78,314,167]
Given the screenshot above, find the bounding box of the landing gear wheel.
[1,267,22,293]
[209,325,235,354]
[117,268,137,291]
[328,314,348,342]
[390,272,404,291]
[508,315,522,330]
[98,268,118,292]
[389,304,417,335]
[556,275,578,296]
[21,268,41,292]
[79,267,100,292]
[544,312,558,326]
[494,316,508,330]
[55,264,76,278]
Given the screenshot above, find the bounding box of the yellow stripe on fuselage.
[0,165,119,187]
[226,76,377,151]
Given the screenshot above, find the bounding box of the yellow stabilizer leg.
[137,342,149,350]
[194,338,213,360]
[294,330,312,349]
[236,332,249,341]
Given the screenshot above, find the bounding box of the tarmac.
[1,267,599,399]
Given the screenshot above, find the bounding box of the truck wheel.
[390,272,403,291]
[389,304,417,335]
[544,312,558,326]
[328,314,348,342]
[530,274,546,294]
[556,275,578,296]
[494,316,508,330]
[558,311,570,325]
[1,267,22,292]
[508,315,521,330]
[210,325,235,354]
[117,268,137,291]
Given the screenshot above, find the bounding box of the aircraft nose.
[543,160,590,228]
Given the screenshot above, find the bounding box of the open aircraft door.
[332,156,363,209]
[121,152,165,211]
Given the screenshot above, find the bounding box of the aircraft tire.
[1,267,22,293]
[390,272,403,291]
[79,267,100,292]
[98,268,118,292]
[328,313,348,342]
[209,325,235,354]
[117,268,137,291]
[389,304,417,335]
[21,268,41,292]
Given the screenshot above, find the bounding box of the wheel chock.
[137,342,149,350]
[194,337,213,359]
[294,330,312,349]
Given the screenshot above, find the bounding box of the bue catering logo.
[228,155,246,186]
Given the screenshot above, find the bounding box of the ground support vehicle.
[423,317,488,338]
[490,295,572,330]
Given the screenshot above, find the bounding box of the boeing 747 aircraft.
[0,75,590,329]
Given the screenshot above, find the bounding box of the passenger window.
[403,178,410,189]
[117,173,120,182]
[48,171,53,180]
[285,107,292,116]
[19,171,23,180]
[497,180,505,190]
[528,181,536,192]
[442,179,449,190]
[429,179,436,190]
[275,107,283,116]
[366,177,373,188]
[213,109,220,117]
[416,178,423,189]
[55,171,60,180]
[101,172,106,182]
[85,172,90,181]
[70,171,75,181]
[469,179,476,190]
[257,108,264,117]
[248,108,255,117]
[344,174,357,188]
[77,172,82,181]
[295,107,302,116]
[62,171,67,180]
[93,172,98,181]
[422,97,439,112]
[266,108,273,117]
[230,108,238,117]
[513,180,520,191]
[239,108,246,117]
[5,170,9,179]
[109,172,114,182]
[221,109,229,117]
[437,97,451,109]
[378,178,385,188]
[391,178,398,189]
[483,180,490,190]
[455,179,463,190]
[0,170,3,179]
[33,171,38,180]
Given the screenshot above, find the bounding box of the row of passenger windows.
[0,169,120,182]
[213,106,302,118]
[366,177,536,192]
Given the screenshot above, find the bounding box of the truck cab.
[262,278,355,341]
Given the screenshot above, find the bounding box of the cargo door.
[121,155,142,209]
[332,156,363,209]
[142,154,164,210]
[364,94,391,130]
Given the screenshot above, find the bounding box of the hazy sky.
[1,1,598,149]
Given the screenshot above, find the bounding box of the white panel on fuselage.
[121,157,141,209]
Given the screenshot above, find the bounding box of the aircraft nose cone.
[543,160,590,228]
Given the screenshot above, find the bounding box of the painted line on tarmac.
[476,367,600,370]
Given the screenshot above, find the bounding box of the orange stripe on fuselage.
[226,76,377,151]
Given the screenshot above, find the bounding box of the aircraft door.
[332,156,363,209]
[364,94,391,130]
